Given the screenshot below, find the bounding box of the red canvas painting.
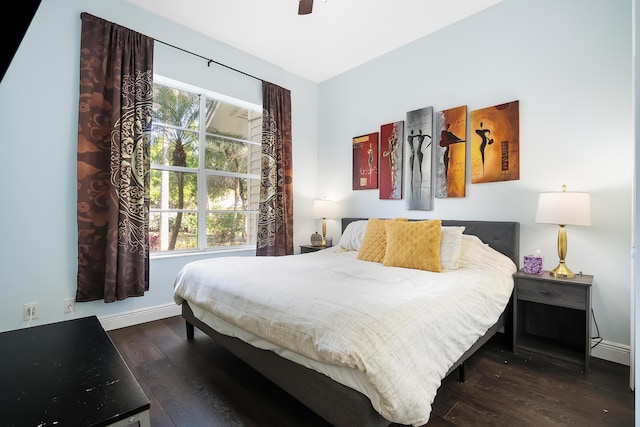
[352,132,379,190]
[379,121,404,199]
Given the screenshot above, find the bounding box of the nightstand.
[512,270,593,373]
[300,245,325,254]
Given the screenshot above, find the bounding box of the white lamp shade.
[312,199,337,218]
[535,191,591,226]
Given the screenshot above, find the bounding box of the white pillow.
[440,226,465,270]
[337,220,369,251]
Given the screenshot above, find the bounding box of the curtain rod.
[80,13,263,83]
[155,39,262,82]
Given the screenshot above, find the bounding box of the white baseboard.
[591,338,630,366]
[98,303,181,331]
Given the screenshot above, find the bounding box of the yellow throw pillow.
[383,219,442,272]
[357,218,407,263]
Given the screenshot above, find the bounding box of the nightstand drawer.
[516,279,587,310]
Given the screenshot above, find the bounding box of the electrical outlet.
[23,302,38,321]
[64,298,75,314]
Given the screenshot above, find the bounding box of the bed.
[174,218,519,427]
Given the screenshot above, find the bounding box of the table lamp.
[312,199,337,246]
[535,185,591,278]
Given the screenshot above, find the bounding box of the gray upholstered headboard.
[341,218,520,267]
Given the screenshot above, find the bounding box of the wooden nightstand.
[512,270,593,373]
[300,245,325,254]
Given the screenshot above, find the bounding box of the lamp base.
[549,262,575,279]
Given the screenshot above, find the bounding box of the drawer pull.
[537,290,556,296]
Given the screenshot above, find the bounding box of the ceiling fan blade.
[298,0,313,15]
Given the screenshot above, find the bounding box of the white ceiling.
[126,0,504,83]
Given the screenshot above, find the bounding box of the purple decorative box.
[523,255,543,275]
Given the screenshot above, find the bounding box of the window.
[149,76,262,253]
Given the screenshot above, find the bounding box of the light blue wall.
[318,0,633,349]
[0,0,319,332]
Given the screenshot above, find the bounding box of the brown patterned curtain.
[257,82,294,256]
[76,13,154,302]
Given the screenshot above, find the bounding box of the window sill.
[150,246,255,260]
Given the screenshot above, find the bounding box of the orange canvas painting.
[470,100,520,184]
[436,105,467,198]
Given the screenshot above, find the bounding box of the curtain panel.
[257,82,294,256]
[76,13,154,302]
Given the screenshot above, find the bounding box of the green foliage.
[206,212,247,247]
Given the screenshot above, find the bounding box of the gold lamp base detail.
[549,261,575,279]
[321,217,327,247]
[550,224,575,278]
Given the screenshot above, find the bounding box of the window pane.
[150,170,198,209]
[205,99,253,139]
[205,135,249,173]
[206,212,257,248]
[153,85,200,129]
[150,212,198,251]
[206,175,259,211]
[150,125,199,167]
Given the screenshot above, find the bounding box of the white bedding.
[173,234,516,426]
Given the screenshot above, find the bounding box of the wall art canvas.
[379,121,404,200]
[470,100,520,184]
[405,107,434,210]
[352,132,379,190]
[435,105,467,198]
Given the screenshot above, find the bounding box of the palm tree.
[152,86,202,250]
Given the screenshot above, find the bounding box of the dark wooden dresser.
[0,315,150,426]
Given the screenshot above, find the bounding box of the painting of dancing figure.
[436,105,467,198]
[379,121,404,200]
[405,107,434,210]
[352,132,379,190]
[470,100,520,184]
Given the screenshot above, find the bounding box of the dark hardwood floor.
[108,316,634,427]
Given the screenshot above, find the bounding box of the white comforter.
[173,235,516,426]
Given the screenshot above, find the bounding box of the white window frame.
[150,75,262,256]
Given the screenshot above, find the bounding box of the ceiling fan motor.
[298,0,313,15]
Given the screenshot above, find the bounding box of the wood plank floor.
[108,316,634,427]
